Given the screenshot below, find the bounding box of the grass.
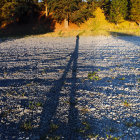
[48,136,61,140]
[29,101,34,109]
[106,134,121,140]
[82,121,91,130]
[80,107,90,114]
[21,92,25,97]
[109,127,117,133]
[58,30,64,37]
[26,82,34,87]
[35,102,43,107]
[135,122,140,128]
[125,121,140,128]
[76,121,91,136]
[111,77,115,79]
[125,122,134,127]
[0,109,12,118]
[86,134,99,139]
[28,101,43,109]
[123,100,130,107]
[49,123,59,133]
[119,77,125,80]
[111,137,120,140]
[87,71,101,81]
[20,121,33,131]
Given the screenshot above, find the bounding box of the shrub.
[1,2,40,24]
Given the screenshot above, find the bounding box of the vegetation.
[129,0,140,26]
[123,100,130,107]
[0,0,140,37]
[88,71,100,81]
[0,1,40,24]
[20,121,33,131]
[109,0,128,24]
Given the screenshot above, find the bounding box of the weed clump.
[87,71,100,81]
[20,121,33,131]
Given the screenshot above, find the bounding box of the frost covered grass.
[0,36,139,139]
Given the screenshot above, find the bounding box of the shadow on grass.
[0,15,55,41]
[109,31,140,46]
[0,35,139,139]
[109,32,134,37]
[37,35,80,139]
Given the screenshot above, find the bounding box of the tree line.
[0,0,140,28]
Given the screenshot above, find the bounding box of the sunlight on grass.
[39,8,140,37]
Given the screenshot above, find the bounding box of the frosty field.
[0,36,139,140]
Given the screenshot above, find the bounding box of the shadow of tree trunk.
[38,36,80,139]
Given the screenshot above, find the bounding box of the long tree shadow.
[109,31,140,46]
[38,36,80,139]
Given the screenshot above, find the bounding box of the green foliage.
[1,2,19,23]
[88,71,100,81]
[48,136,61,140]
[102,0,111,19]
[29,101,34,109]
[71,3,93,25]
[29,101,42,109]
[82,121,91,130]
[86,133,99,139]
[0,109,12,118]
[1,1,40,24]
[125,122,134,127]
[87,0,97,11]
[43,0,56,14]
[0,0,6,22]
[49,123,59,133]
[109,0,128,24]
[50,0,82,23]
[20,121,33,131]
[45,0,94,25]
[1,0,140,30]
[123,100,130,107]
[0,0,6,8]
[129,0,140,26]
[136,122,140,127]
[35,102,43,107]
[125,121,140,128]
[119,77,125,80]
[111,137,120,140]
[0,0,6,21]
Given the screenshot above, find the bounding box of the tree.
[43,0,53,16]
[129,0,140,26]
[101,0,111,20]
[1,1,40,24]
[87,0,97,11]
[49,0,83,28]
[1,2,19,23]
[0,0,6,8]
[0,0,6,24]
[71,2,94,25]
[109,0,128,24]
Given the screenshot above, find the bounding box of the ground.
[0,36,139,140]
